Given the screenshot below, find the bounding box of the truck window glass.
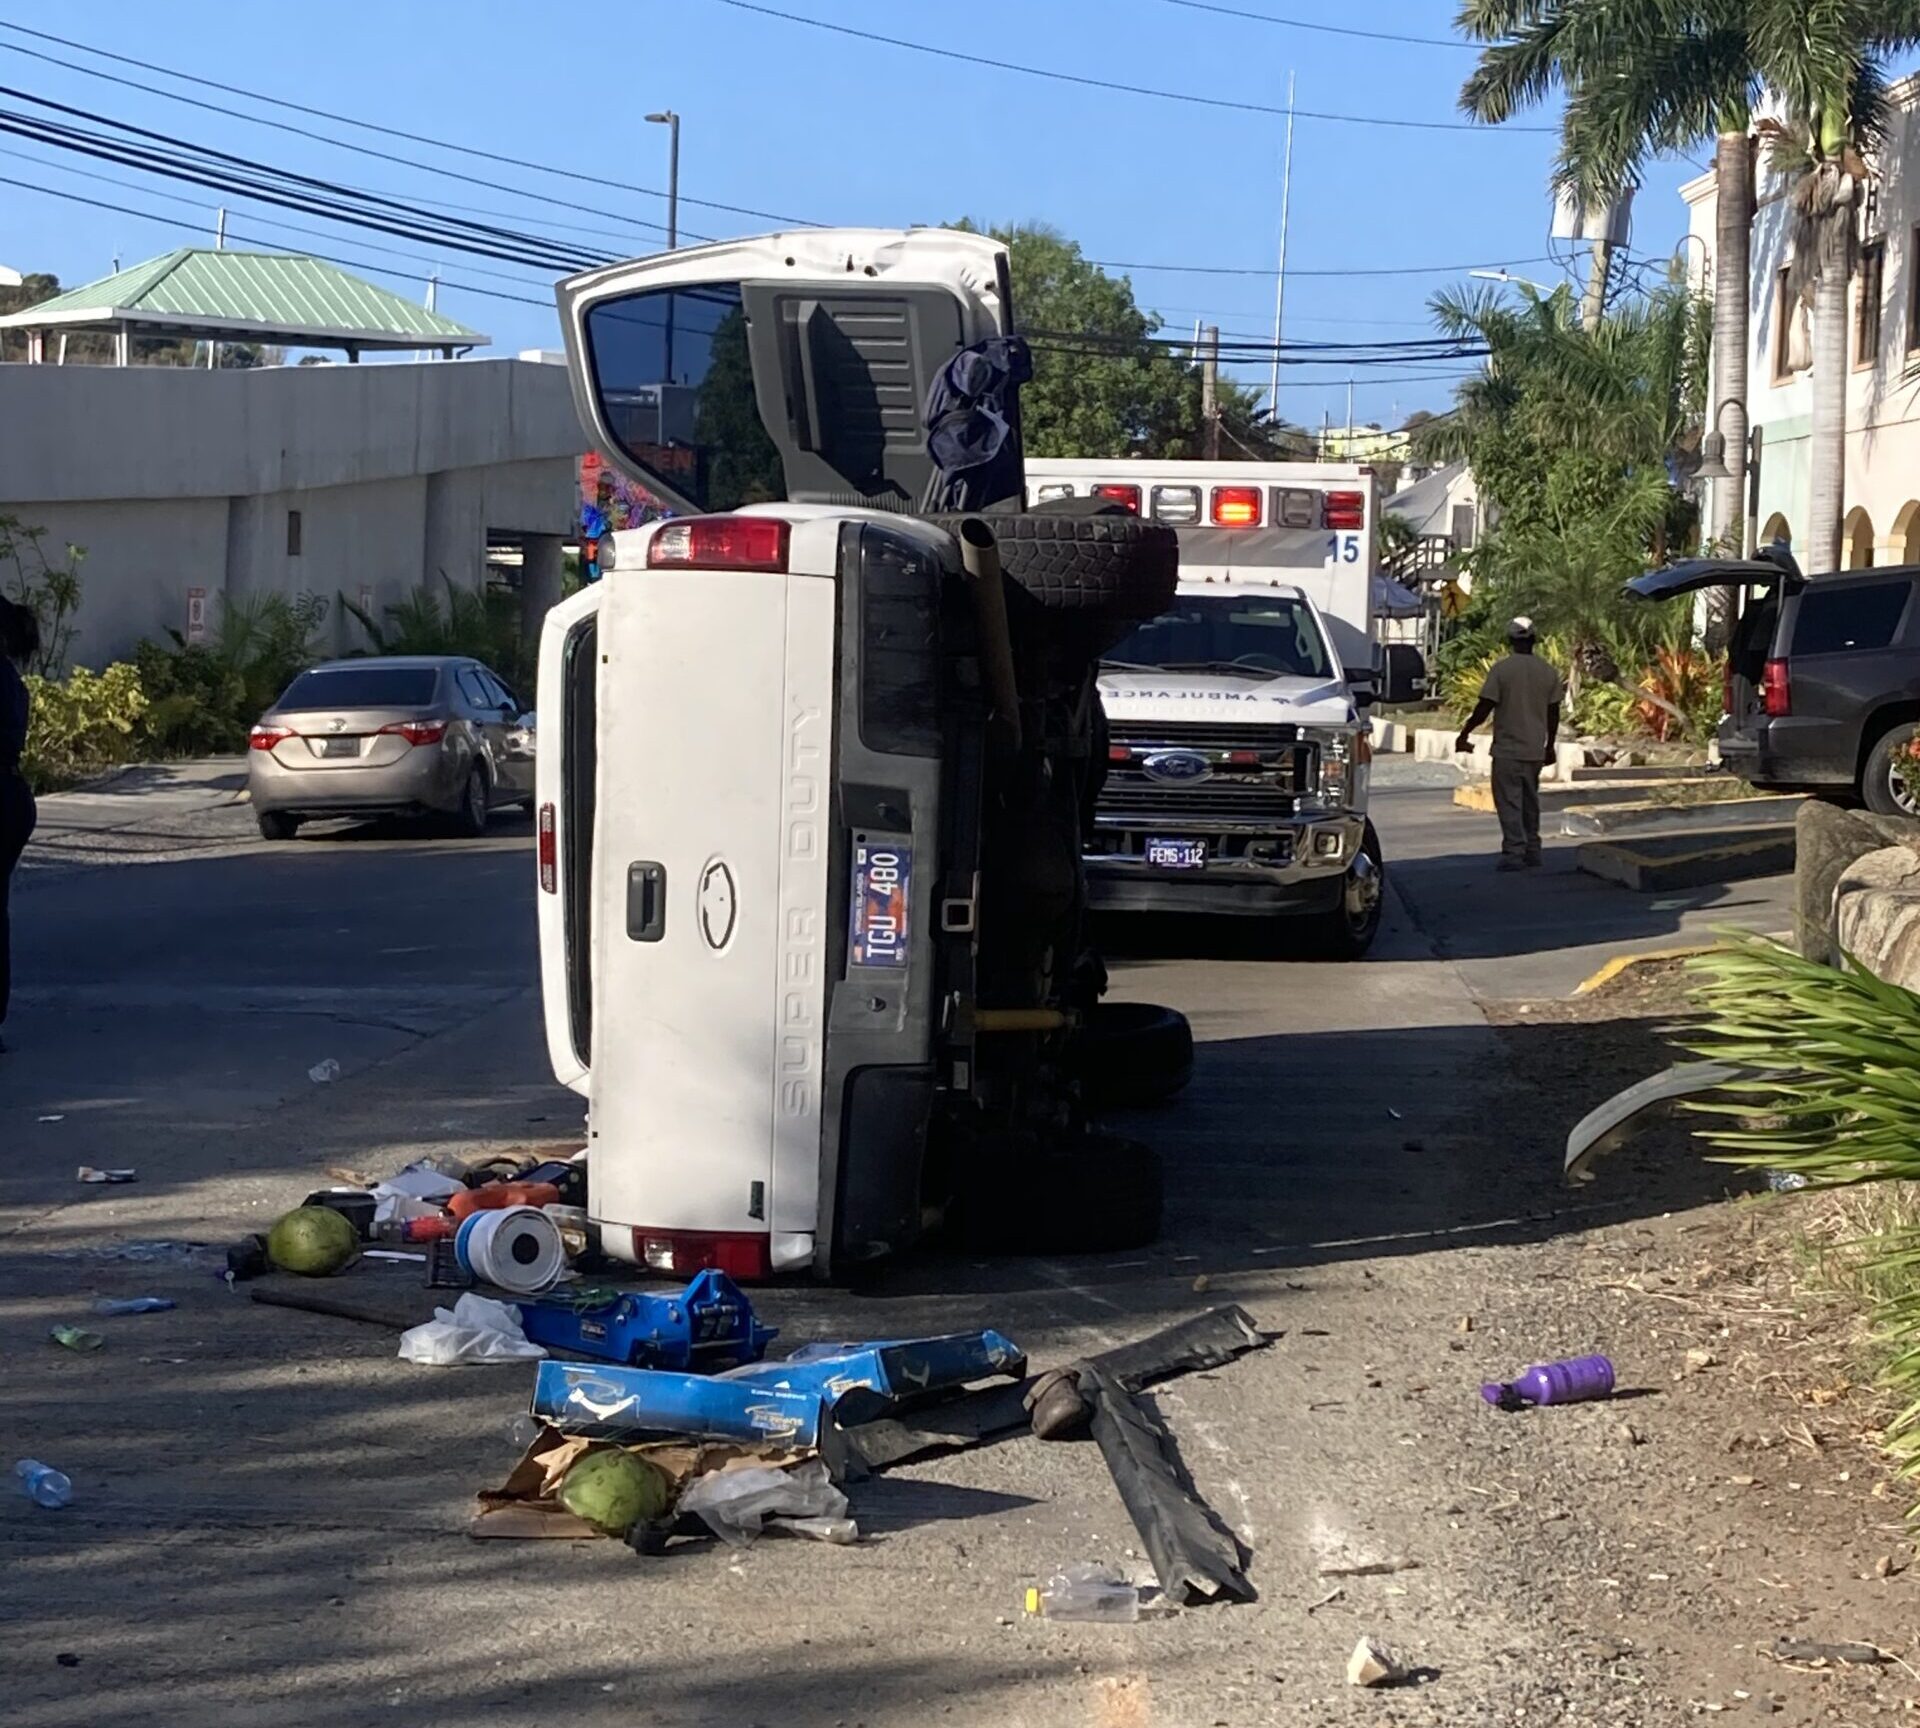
[1791,581,1908,656]
[1107,595,1330,679]
[582,285,784,512]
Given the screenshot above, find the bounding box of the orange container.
[445,1181,561,1223]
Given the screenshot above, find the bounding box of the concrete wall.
[0,358,582,667]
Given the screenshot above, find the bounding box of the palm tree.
[1457,1,1920,585]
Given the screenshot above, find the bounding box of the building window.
[1772,267,1810,382]
[1856,240,1884,369]
[286,509,302,557]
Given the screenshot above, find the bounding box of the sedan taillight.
[377,719,449,747]
[248,724,295,751]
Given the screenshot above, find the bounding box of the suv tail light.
[1090,483,1142,514]
[648,516,790,572]
[537,802,558,894]
[248,724,295,751]
[377,719,449,747]
[1762,658,1791,717]
[1322,490,1365,530]
[1211,486,1261,527]
[634,1229,772,1281]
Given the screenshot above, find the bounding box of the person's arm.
[1455,696,1494,755]
[1543,702,1561,768]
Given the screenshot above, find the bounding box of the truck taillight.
[1091,484,1141,514]
[1322,491,1365,531]
[538,802,557,894]
[1211,486,1261,527]
[635,1229,772,1281]
[1762,658,1791,717]
[648,516,790,572]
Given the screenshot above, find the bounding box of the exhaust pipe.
[956,516,1022,752]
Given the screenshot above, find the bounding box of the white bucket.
[455,1206,566,1295]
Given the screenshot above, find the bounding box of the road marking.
[1572,945,1714,996]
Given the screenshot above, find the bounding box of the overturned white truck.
[533,228,1194,1278]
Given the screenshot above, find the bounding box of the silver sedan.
[247,656,535,840]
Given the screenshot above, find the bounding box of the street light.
[1470,267,1553,293]
[645,111,680,249]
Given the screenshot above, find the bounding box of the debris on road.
[1347,1635,1407,1687]
[1767,1637,1889,1667]
[307,1058,341,1083]
[398,1293,547,1366]
[1684,1346,1718,1373]
[1481,1354,1615,1411]
[92,1297,174,1316]
[453,1207,565,1294]
[267,1206,360,1277]
[1026,1562,1141,1623]
[513,1271,773,1370]
[1024,1367,1093,1440]
[678,1458,851,1547]
[16,1460,72,1508]
[1317,1557,1420,1579]
[556,1446,672,1534]
[75,1166,136,1184]
[49,1326,104,1352]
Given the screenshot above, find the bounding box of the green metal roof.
[0,248,487,348]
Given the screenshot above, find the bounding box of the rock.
[1347,1637,1405,1688]
[1685,1347,1718,1373]
[1796,800,1920,966]
[1192,1274,1211,1294]
[1835,842,1920,992]
[1616,1421,1644,1447]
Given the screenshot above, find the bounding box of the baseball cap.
[1506,615,1536,641]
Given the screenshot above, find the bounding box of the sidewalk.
[24,757,256,873]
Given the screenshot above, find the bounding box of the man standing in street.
[1454,616,1564,871]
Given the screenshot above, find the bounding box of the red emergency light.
[1211,486,1261,527]
[1090,483,1142,514]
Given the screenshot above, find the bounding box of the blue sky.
[0,0,1710,431]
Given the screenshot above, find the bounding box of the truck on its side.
[1023,458,1392,957]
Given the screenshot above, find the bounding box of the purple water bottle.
[1481,1354,1614,1412]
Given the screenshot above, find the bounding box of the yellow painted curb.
[1452,782,1495,813]
[1573,944,1716,997]
[1591,834,1789,871]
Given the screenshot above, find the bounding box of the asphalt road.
[0,765,1797,1728]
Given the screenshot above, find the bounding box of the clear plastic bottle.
[16,1459,72,1509]
[1025,1563,1139,1623]
[93,1297,176,1316]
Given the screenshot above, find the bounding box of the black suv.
[1630,546,1920,815]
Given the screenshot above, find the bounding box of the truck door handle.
[626,862,666,941]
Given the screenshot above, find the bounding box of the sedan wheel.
[452,765,490,838]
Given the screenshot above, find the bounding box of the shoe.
[1523,852,1543,868]
[1496,857,1526,872]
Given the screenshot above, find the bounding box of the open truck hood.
[555,228,1016,517]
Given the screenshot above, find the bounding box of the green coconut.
[558,1448,672,1536]
[266,1205,360,1277]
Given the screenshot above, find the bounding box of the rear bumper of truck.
[1086,813,1364,917]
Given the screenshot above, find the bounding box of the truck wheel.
[1302,820,1385,960]
[1068,1002,1194,1109]
[933,509,1178,624]
[1861,724,1920,816]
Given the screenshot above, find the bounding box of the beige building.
[1682,74,1920,569]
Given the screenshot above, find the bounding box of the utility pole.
[214,206,226,249]
[645,111,681,248]
[1267,71,1296,421]
[1580,238,1612,329]
[1346,375,1355,451]
[1201,325,1221,460]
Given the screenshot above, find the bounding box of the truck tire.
[933,508,1178,624]
[1068,1002,1194,1109]
[1861,723,1920,816]
[1301,819,1385,960]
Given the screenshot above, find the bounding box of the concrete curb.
[1571,944,1717,996]
[1559,794,1805,838]
[1576,830,1797,892]
[1415,730,1587,784]
[1454,777,1746,816]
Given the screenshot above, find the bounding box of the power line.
[706,0,1554,131]
[1151,0,1469,49]
[1090,253,1560,279]
[0,19,810,230]
[0,143,570,288]
[0,33,712,243]
[0,173,559,310]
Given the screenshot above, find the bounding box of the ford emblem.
[1141,749,1211,785]
[697,859,737,952]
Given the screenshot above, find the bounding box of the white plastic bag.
[373,1168,466,1203]
[397,1293,547,1366]
[676,1458,853,1547]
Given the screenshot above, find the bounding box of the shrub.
[21,662,148,791]
[1632,648,1724,743]
[1,512,85,676]
[134,592,328,756]
[342,574,531,692]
